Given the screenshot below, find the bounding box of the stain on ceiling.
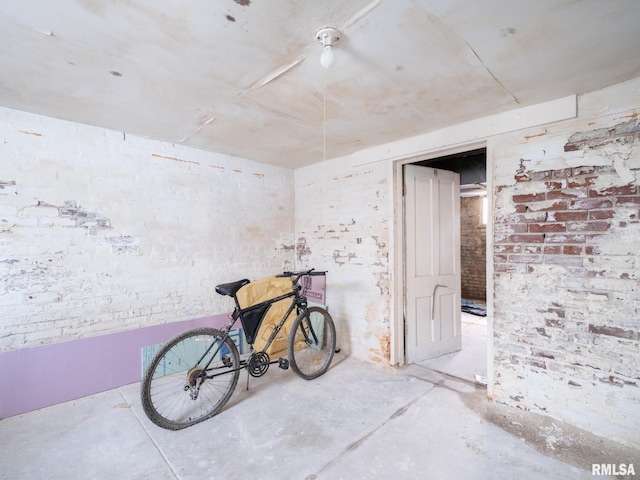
[2,0,640,168]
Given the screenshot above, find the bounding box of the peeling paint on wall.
[368,331,391,364]
[295,157,391,363]
[1,107,295,352]
[58,200,113,234]
[296,236,311,261]
[0,180,17,194]
[492,86,640,447]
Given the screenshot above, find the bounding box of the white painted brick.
[296,76,639,447]
[295,157,393,362]
[38,217,77,228]
[491,78,640,448]
[4,73,640,450]
[1,106,295,352]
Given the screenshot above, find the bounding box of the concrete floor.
[420,312,487,383]
[1,345,629,480]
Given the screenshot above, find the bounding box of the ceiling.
[2,1,640,169]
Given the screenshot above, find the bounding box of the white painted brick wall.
[296,77,640,448]
[491,77,640,448]
[0,106,294,350]
[295,158,393,362]
[3,74,639,448]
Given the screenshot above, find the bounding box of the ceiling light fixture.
[316,27,341,69]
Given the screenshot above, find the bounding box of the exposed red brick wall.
[494,166,640,278]
[460,196,486,300]
[495,164,638,274]
[492,106,640,446]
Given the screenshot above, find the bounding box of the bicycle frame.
[199,271,320,380]
[140,268,335,429]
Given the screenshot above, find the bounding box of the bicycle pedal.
[278,358,289,370]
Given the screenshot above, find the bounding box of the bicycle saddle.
[215,279,250,297]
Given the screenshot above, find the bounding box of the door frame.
[391,140,494,394]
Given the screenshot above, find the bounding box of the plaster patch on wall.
[563,119,640,182]
[509,119,640,186]
[612,157,636,184]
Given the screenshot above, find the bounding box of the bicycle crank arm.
[260,358,289,369]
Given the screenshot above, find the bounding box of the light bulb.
[320,44,337,69]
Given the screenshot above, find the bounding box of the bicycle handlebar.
[276,269,326,281]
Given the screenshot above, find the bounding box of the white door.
[405,164,461,363]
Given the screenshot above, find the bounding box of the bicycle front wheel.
[140,327,240,430]
[288,306,336,380]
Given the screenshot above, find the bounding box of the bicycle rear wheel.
[288,306,336,380]
[140,327,240,430]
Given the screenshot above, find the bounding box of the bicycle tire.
[288,306,336,380]
[140,327,240,430]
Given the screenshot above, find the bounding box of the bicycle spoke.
[288,307,336,380]
[140,328,240,430]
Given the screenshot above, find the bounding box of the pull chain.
[322,68,327,164]
[321,68,327,230]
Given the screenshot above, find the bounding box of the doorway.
[396,146,489,384]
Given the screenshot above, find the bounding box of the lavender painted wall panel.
[0,314,229,419]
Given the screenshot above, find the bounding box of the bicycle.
[140,269,337,430]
